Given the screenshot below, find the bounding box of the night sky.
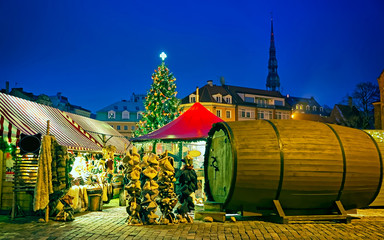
[1,0,384,113]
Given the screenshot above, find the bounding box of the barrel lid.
[204,122,236,206]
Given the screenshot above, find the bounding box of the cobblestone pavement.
[1,202,384,240]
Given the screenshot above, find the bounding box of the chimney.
[207,80,213,87]
[57,92,62,100]
[5,81,9,94]
[348,96,353,108]
[196,87,199,103]
[220,76,225,86]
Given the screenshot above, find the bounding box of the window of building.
[114,106,118,110]
[131,126,135,130]
[299,104,303,110]
[258,110,272,119]
[226,110,231,119]
[320,107,323,112]
[216,96,222,103]
[306,105,310,111]
[258,111,264,119]
[313,106,317,111]
[296,105,299,109]
[256,98,267,106]
[275,100,284,106]
[108,110,116,119]
[276,111,290,119]
[124,125,128,130]
[240,109,253,118]
[117,125,121,130]
[124,106,127,110]
[189,94,196,103]
[244,97,254,103]
[122,110,130,119]
[216,109,222,118]
[110,125,113,128]
[137,111,143,119]
[224,96,232,104]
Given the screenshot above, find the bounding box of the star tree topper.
[160,52,167,62]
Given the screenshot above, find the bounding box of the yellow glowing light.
[291,114,295,119]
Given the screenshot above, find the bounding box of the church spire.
[266,16,280,91]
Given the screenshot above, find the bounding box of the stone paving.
[1,201,384,240]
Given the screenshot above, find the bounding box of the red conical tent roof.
[134,102,224,141]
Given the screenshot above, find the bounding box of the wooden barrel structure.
[204,120,383,215]
[365,130,384,207]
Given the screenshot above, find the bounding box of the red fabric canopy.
[134,102,224,141]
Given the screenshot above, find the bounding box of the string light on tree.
[134,52,182,137]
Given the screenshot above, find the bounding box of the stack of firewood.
[123,147,142,225]
[140,153,159,224]
[157,151,178,224]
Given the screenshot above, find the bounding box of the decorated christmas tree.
[134,52,181,137]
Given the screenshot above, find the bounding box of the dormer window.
[189,94,196,103]
[224,95,232,104]
[213,94,222,103]
[137,111,143,120]
[313,106,317,111]
[306,105,310,111]
[108,110,116,119]
[320,107,323,112]
[299,104,303,110]
[122,110,130,119]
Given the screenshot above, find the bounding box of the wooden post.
[45,205,49,222]
[45,120,50,223]
[11,191,16,220]
[46,120,50,135]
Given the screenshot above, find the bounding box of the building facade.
[1,84,91,118]
[373,70,384,129]
[50,92,91,118]
[286,95,326,120]
[181,80,291,121]
[96,93,145,138]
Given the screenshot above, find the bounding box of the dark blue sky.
[1,0,384,113]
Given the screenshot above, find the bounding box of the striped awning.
[62,111,130,154]
[0,114,21,145]
[0,92,102,151]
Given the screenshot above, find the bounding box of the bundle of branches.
[175,153,198,223]
[140,153,159,224]
[157,151,178,224]
[123,147,142,225]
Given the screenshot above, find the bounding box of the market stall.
[0,93,129,219]
[131,102,224,201]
